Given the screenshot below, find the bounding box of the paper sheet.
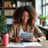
[23,42,42,47]
[6,42,42,47]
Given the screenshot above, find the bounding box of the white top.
[19,25,26,36]
[19,25,33,39]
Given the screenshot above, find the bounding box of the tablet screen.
[20,32,33,39]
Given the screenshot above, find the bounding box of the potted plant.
[42,16,47,26]
[38,15,47,26]
[0,16,8,42]
[38,14,43,25]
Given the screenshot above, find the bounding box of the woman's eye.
[22,15,29,17]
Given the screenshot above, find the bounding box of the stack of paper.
[6,42,42,47]
[23,42,42,47]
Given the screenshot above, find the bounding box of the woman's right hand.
[16,36,23,43]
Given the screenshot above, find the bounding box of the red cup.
[3,34,9,46]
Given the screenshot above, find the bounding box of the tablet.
[20,32,33,39]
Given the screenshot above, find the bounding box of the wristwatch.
[37,39,40,42]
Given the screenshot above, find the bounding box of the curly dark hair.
[13,6,37,26]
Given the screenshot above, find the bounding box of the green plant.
[0,16,8,38]
[46,16,48,20]
[42,16,47,21]
[38,15,47,21]
[38,15,43,20]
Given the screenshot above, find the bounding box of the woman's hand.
[16,36,23,43]
[26,36,38,42]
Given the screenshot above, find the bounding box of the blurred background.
[0,0,48,41]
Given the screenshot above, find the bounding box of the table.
[38,25,48,31]
[38,25,48,40]
[0,41,48,48]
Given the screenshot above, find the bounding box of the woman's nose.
[24,16,27,19]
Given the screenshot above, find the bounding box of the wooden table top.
[0,41,48,48]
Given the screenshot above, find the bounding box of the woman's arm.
[34,25,46,42]
[9,23,23,42]
[9,24,15,41]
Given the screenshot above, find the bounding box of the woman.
[9,6,46,42]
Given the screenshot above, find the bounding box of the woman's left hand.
[26,36,38,42]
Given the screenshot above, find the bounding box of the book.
[17,1,25,7]
[4,10,15,16]
[22,2,25,6]
[26,2,32,6]
[17,1,20,7]
[4,1,11,7]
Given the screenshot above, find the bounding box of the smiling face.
[21,11,29,24]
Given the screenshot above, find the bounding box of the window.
[46,5,48,16]
[43,0,46,5]
[42,0,48,24]
[43,6,46,15]
[46,0,48,3]
[42,0,48,16]
[35,0,42,15]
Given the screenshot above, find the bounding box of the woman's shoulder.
[12,23,20,27]
[33,24,40,30]
[31,24,38,29]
